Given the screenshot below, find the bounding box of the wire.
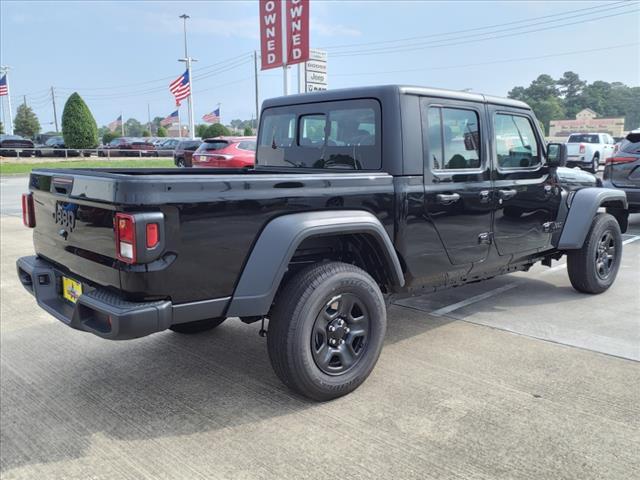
[330,42,640,77]
[330,7,639,57]
[322,0,632,51]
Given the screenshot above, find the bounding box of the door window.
[425,107,481,170]
[494,114,541,169]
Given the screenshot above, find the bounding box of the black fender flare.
[226,210,404,317]
[558,188,628,249]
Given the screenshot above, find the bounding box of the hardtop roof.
[261,84,530,110]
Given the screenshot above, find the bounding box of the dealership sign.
[260,0,309,71]
[305,48,327,92]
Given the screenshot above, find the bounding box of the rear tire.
[267,261,386,402]
[169,317,226,334]
[567,213,622,294]
[176,158,185,167]
[589,154,599,173]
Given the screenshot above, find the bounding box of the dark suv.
[603,132,640,212]
[173,139,202,167]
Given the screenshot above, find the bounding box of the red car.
[191,136,256,168]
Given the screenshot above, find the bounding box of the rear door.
[421,97,493,265]
[489,107,561,256]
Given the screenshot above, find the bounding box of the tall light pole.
[178,14,196,140]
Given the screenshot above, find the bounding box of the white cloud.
[311,21,361,38]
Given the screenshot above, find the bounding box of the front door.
[421,98,493,266]
[489,108,562,256]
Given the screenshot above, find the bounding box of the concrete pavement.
[1,182,639,479]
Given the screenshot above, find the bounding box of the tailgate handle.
[52,177,73,195]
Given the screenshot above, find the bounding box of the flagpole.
[177,108,182,139]
[179,14,196,140]
[1,66,14,135]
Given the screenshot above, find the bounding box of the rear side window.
[237,141,256,151]
[568,134,599,143]
[494,113,541,169]
[257,99,381,170]
[424,106,481,170]
[620,140,640,154]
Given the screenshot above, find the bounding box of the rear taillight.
[579,143,586,154]
[21,193,36,228]
[605,156,636,166]
[115,213,136,263]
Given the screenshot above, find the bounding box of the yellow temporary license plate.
[62,277,82,303]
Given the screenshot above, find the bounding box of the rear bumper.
[566,155,589,168]
[16,255,229,340]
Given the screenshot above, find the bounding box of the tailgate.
[566,144,581,156]
[29,172,120,289]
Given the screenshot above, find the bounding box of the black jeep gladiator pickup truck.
[17,85,628,401]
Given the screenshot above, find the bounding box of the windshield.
[568,134,599,143]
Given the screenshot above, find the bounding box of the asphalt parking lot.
[1,174,639,479]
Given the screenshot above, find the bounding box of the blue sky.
[1,0,638,130]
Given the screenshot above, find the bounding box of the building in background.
[166,124,189,137]
[549,108,626,140]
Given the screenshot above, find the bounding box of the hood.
[556,166,600,190]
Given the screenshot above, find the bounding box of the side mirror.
[547,142,567,168]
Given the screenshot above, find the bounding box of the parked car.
[173,139,201,167]
[565,132,616,173]
[97,137,156,157]
[0,134,35,157]
[603,131,640,212]
[154,138,181,157]
[35,136,80,157]
[192,136,256,168]
[16,85,629,402]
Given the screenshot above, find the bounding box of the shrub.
[61,93,98,148]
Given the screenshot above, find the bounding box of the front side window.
[424,106,481,170]
[257,99,381,170]
[494,113,541,169]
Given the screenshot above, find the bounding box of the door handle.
[436,193,461,204]
[498,189,517,200]
[479,190,490,202]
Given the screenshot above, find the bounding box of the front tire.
[567,213,622,294]
[169,317,226,334]
[267,262,386,401]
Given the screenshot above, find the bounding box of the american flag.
[160,110,179,126]
[0,75,8,96]
[169,70,190,106]
[108,115,122,132]
[202,107,220,124]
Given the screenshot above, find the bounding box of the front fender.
[226,210,404,317]
[557,188,628,249]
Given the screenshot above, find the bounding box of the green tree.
[156,126,167,137]
[195,124,209,138]
[243,126,253,136]
[204,123,231,138]
[124,118,144,137]
[61,93,98,148]
[0,121,4,134]
[102,131,119,144]
[141,129,151,137]
[557,71,586,118]
[14,104,41,139]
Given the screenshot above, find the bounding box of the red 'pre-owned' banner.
[260,0,283,70]
[286,0,309,65]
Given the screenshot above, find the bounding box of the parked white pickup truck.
[565,133,616,173]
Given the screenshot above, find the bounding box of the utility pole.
[0,65,13,134]
[121,111,125,137]
[51,86,59,133]
[179,14,196,140]
[147,103,152,135]
[253,51,259,125]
